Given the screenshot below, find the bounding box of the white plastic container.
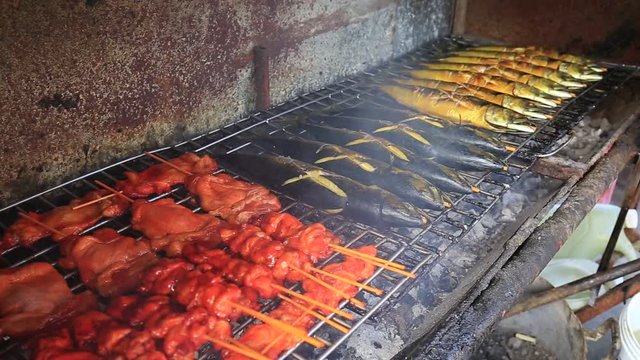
[619,293,640,360]
[555,204,638,263]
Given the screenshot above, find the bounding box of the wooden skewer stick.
[271,284,354,320]
[94,181,134,203]
[328,244,406,270]
[261,313,307,355]
[229,339,259,353]
[17,212,66,238]
[309,266,384,296]
[289,265,366,309]
[143,151,193,176]
[71,192,119,210]
[205,336,270,360]
[329,246,417,279]
[278,294,350,334]
[229,302,326,348]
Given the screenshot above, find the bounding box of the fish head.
[379,195,430,227]
[485,107,537,133]
[560,63,603,81]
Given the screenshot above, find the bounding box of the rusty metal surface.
[0,0,453,206]
[464,0,640,65]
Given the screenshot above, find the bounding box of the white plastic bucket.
[619,293,640,360]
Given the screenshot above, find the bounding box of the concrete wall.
[0,0,453,206]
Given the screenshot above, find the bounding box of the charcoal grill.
[1,34,639,360]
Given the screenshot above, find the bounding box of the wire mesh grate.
[0,37,637,360]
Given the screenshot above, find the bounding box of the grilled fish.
[405,69,559,107]
[307,114,508,170]
[216,153,430,228]
[451,50,602,81]
[438,56,586,88]
[252,136,449,209]
[336,102,517,153]
[471,45,606,72]
[379,84,537,133]
[393,78,551,120]
[295,122,477,194]
[422,62,574,99]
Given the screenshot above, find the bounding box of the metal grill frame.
[0,37,637,360]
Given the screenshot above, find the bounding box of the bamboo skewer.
[328,245,417,278]
[309,266,384,296]
[289,265,366,309]
[363,258,416,278]
[272,285,354,320]
[206,336,270,360]
[144,151,193,176]
[229,339,260,353]
[328,244,406,269]
[261,313,307,354]
[17,212,67,238]
[278,295,350,334]
[329,245,416,279]
[229,302,325,348]
[73,151,191,210]
[71,192,120,210]
[94,180,134,203]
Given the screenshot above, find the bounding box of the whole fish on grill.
[438,56,586,88]
[294,122,478,194]
[421,62,574,99]
[379,84,538,133]
[392,78,552,120]
[215,153,430,228]
[469,45,607,72]
[307,114,508,171]
[332,102,516,154]
[251,136,450,210]
[404,69,559,107]
[450,50,602,81]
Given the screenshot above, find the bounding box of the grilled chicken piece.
[107,295,232,359]
[184,246,280,299]
[225,246,377,360]
[185,173,281,225]
[0,262,96,338]
[59,228,158,296]
[253,212,340,262]
[33,327,101,360]
[130,198,222,256]
[116,152,217,198]
[139,258,260,321]
[1,189,129,250]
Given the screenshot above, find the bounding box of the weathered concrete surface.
[0,0,453,206]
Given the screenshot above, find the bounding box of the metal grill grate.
[0,37,636,360]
